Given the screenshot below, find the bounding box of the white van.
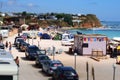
[0,49,19,80]
[61,33,74,46]
[0,26,9,38]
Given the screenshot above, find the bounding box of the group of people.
[107,44,120,58]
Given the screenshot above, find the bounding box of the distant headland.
[0,12,101,29]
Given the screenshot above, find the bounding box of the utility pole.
[113,64,116,80]
[74,53,77,70]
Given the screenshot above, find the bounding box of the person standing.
[14,56,19,67]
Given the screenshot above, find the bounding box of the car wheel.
[28,56,31,60]
[35,61,38,66]
[25,53,27,58]
[52,77,55,80]
[25,52,28,59]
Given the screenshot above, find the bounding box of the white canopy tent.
[20,24,29,30]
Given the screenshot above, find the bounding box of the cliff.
[79,14,102,28]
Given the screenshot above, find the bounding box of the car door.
[42,61,48,72]
[45,61,50,73]
[35,56,39,65]
[54,68,60,80]
[25,48,29,57]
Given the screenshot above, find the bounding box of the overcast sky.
[0,0,120,21]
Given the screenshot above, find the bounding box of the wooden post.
[92,66,95,80]
[86,62,89,80]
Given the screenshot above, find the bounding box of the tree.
[22,11,27,18]
[56,14,64,20]
[63,14,73,26]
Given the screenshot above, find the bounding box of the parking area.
[3,34,120,80]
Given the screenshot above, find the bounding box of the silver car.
[42,60,64,75]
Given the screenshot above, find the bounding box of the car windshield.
[29,46,39,52]
[29,46,39,50]
[37,50,46,55]
[40,56,49,60]
[23,33,28,36]
[29,50,36,53]
[23,43,29,46]
[17,39,24,42]
[63,70,76,76]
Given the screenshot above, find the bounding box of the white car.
[61,33,74,46]
[61,39,74,46]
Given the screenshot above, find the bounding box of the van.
[61,33,74,46]
[0,49,19,80]
[0,26,9,38]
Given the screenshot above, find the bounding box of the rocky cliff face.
[79,14,102,28]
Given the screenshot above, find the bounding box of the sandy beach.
[3,33,120,80]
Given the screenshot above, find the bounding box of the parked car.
[0,43,5,49]
[42,60,64,75]
[19,42,30,52]
[52,66,79,80]
[35,55,51,67]
[61,33,74,46]
[14,36,24,47]
[42,33,51,39]
[25,45,45,60]
[16,39,25,49]
[21,32,30,39]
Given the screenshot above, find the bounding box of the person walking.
[9,42,12,53]
[5,41,8,49]
[14,56,19,67]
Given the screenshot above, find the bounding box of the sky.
[0,0,120,21]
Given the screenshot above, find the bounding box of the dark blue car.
[52,66,79,80]
[25,45,41,60]
[35,55,51,67]
[42,33,51,39]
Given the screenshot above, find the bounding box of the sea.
[68,21,120,39]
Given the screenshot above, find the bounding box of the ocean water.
[68,21,120,39]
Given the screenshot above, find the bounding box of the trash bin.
[58,49,63,54]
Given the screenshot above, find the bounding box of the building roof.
[75,34,107,37]
[0,49,18,75]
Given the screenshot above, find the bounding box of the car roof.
[58,66,74,70]
[38,55,48,57]
[28,45,38,48]
[22,42,29,44]
[15,36,22,38]
[28,45,39,50]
